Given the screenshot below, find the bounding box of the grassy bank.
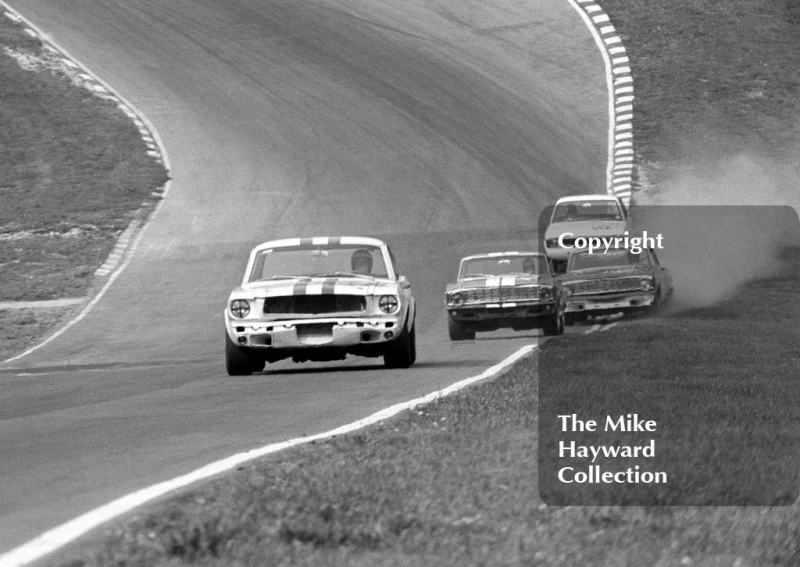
[0,12,168,359]
[600,0,800,179]
[539,245,800,508]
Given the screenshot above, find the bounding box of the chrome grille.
[503,285,540,301]
[459,285,541,305]
[462,287,500,304]
[566,277,643,296]
[264,295,365,314]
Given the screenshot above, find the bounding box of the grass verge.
[600,0,800,176]
[0,11,168,359]
[539,246,800,508]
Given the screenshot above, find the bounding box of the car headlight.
[447,292,464,307]
[230,299,250,318]
[538,286,552,300]
[379,295,399,314]
[545,238,558,248]
[639,278,654,291]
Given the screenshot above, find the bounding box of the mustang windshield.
[551,200,623,222]
[459,255,548,278]
[569,250,649,271]
[249,245,389,282]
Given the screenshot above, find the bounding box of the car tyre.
[448,316,475,341]
[408,322,417,365]
[225,332,263,376]
[384,320,415,368]
[646,290,663,316]
[542,308,565,336]
[660,286,674,309]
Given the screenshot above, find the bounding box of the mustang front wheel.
[225,332,264,376]
[384,320,416,368]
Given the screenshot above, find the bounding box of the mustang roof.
[252,236,386,253]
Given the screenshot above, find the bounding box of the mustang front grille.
[566,277,644,296]
[263,295,366,314]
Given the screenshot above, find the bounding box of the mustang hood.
[237,277,393,298]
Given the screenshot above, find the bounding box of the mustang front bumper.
[565,292,654,313]
[226,315,404,349]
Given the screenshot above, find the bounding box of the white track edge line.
[0,2,173,364]
[0,344,537,567]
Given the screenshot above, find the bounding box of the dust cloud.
[631,152,800,310]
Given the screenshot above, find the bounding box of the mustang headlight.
[538,286,553,300]
[379,295,399,314]
[230,299,250,318]
[447,292,464,307]
[639,278,654,291]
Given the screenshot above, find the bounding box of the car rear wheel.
[384,320,415,368]
[225,332,264,376]
[448,316,475,341]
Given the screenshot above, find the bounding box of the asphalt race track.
[0,0,608,553]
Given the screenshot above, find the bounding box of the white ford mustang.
[224,236,416,375]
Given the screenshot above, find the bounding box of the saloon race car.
[444,252,565,340]
[224,236,416,375]
[544,195,630,269]
[560,248,673,323]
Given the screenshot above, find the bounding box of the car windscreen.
[248,245,389,282]
[551,200,623,222]
[459,255,549,278]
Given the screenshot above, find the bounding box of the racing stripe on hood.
[486,276,501,287]
[292,279,312,295]
[322,278,337,295]
[304,279,339,295]
[500,276,517,287]
[297,237,342,246]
